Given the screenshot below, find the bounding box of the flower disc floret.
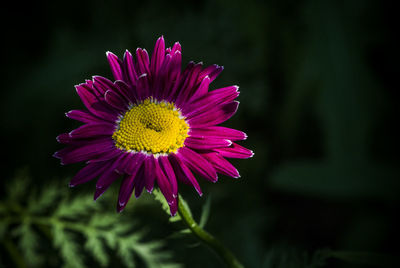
[112,98,189,155]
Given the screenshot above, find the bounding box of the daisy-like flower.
[54,36,253,215]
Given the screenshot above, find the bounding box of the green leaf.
[13,223,44,266]
[52,224,85,268]
[199,196,211,228]
[28,183,61,213]
[89,213,118,228]
[128,238,182,268]
[1,172,181,268]
[117,236,138,268]
[84,235,109,267]
[55,195,98,218]
[152,189,182,222]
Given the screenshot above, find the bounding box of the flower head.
[54,36,253,215]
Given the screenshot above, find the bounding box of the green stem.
[177,195,244,268]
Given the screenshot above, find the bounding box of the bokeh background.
[2,0,399,267]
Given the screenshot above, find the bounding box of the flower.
[54,36,253,215]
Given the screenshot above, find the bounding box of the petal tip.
[106,51,115,57]
[234,171,241,179]
[117,201,127,212]
[94,188,104,201]
[138,73,147,79]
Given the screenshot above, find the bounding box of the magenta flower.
[54,36,253,215]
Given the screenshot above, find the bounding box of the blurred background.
[1,0,399,267]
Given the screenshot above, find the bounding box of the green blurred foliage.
[1,0,399,267]
[0,170,182,268]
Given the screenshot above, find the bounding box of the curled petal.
[150,36,165,76]
[54,138,115,165]
[183,85,239,116]
[144,155,156,193]
[202,152,240,178]
[188,101,239,128]
[158,156,178,197]
[169,154,202,196]
[154,158,177,215]
[106,51,124,81]
[189,126,247,141]
[65,110,102,124]
[69,123,115,139]
[122,50,138,85]
[104,90,129,111]
[69,160,113,187]
[184,136,231,150]
[136,48,150,76]
[178,147,217,182]
[214,142,254,159]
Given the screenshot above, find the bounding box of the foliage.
[0,170,182,268]
[153,189,211,239]
[1,0,399,266]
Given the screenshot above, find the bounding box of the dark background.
[2,0,399,267]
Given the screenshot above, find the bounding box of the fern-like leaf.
[53,224,85,268]
[55,194,98,218]
[84,235,109,267]
[12,223,44,266]
[0,170,182,268]
[152,189,182,222]
[28,183,61,213]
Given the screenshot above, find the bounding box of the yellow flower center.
[112,98,189,155]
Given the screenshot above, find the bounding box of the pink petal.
[169,154,202,196]
[177,147,217,182]
[189,126,247,141]
[69,160,113,187]
[214,142,254,159]
[158,156,178,197]
[104,90,129,111]
[150,36,165,76]
[184,136,232,150]
[188,101,239,128]
[122,50,138,86]
[202,152,240,178]
[106,51,124,81]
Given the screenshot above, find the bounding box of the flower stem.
[177,195,244,268]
